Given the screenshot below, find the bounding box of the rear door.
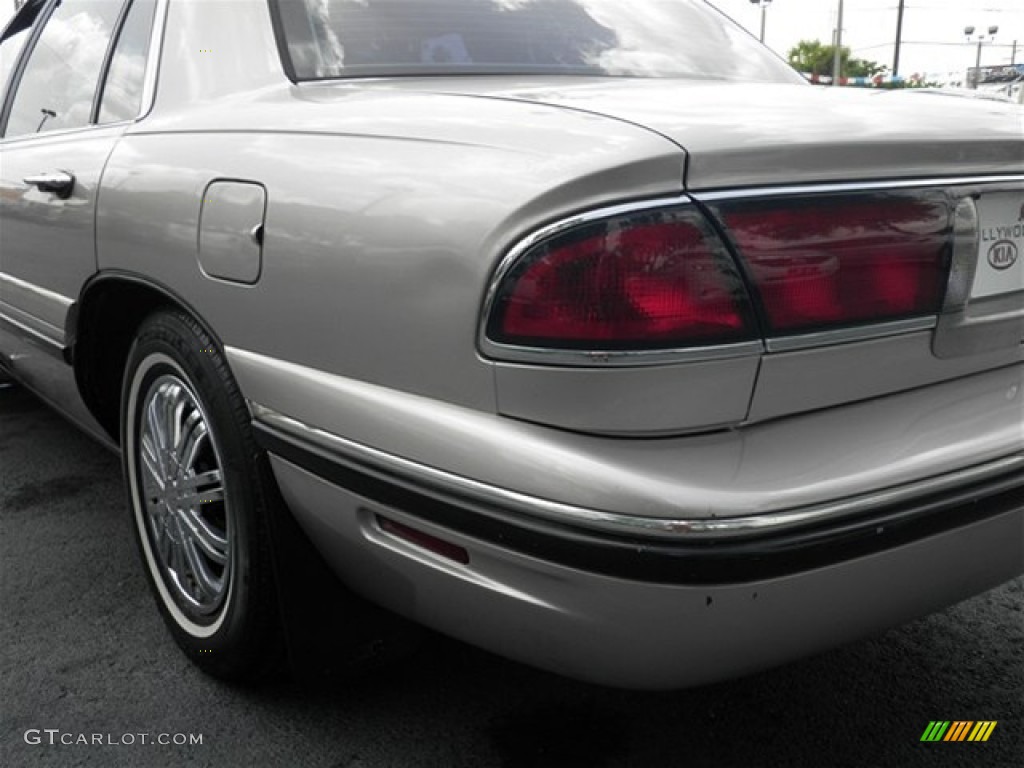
[0,0,158,426]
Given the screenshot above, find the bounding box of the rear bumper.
[256,416,1023,585]
[231,348,1024,688]
[261,436,1023,689]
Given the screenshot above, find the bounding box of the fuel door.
[198,180,267,285]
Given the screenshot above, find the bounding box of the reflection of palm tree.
[36,108,56,132]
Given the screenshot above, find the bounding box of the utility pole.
[832,0,845,86]
[964,25,999,89]
[893,0,906,77]
[748,0,772,45]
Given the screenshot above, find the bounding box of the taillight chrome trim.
[479,196,765,367]
[933,189,1024,359]
[483,177,1024,367]
[482,338,766,367]
[765,316,939,353]
[700,175,1024,355]
[691,175,1024,202]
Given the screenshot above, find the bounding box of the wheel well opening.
[73,281,172,443]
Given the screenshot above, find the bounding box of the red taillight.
[715,194,950,334]
[487,208,756,349]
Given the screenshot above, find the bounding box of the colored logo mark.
[920,721,997,742]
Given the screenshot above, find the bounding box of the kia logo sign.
[987,240,1019,271]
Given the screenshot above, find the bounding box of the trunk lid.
[417,78,1024,189]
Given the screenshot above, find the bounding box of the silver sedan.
[0,0,1022,689]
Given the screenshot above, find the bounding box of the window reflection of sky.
[287,0,797,83]
[99,0,157,124]
[6,1,120,137]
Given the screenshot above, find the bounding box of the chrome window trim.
[137,0,168,122]
[251,401,1024,541]
[89,0,135,126]
[0,120,132,144]
[478,195,766,368]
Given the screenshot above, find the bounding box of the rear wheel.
[121,310,283,681]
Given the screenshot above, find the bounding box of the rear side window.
[5,0,125,138]
[99,0,157,124]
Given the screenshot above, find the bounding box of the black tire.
[121,310,283,681]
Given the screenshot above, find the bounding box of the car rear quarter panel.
[96,95,686,412]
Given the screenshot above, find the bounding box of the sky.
[3,0,1023,81]
[710,0,1024,81]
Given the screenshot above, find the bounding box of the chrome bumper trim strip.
[0,309,67,359]
[251,401,1024,541]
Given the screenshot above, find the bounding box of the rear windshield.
[271,0,803,83]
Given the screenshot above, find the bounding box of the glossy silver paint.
[1,0,1022,688]
[230,348,1023,522]
[269,450,1022,689]
[400,78,1024,189]
[197,181,267,285]
[250,397,1024,539]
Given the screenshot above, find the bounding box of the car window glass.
[275,0,802,84]
[5,0,125,138]
[99,0,157,124]
[0,0,46,99]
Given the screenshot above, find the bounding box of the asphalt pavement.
[1,382,1022,768]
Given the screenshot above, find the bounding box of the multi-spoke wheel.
[122,311,283,680]
[139,375,230,622]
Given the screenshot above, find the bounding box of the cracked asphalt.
[1,382,1022,768]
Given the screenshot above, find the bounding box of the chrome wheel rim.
[138,374,231,620]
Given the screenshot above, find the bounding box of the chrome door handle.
[23,170,75,200]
